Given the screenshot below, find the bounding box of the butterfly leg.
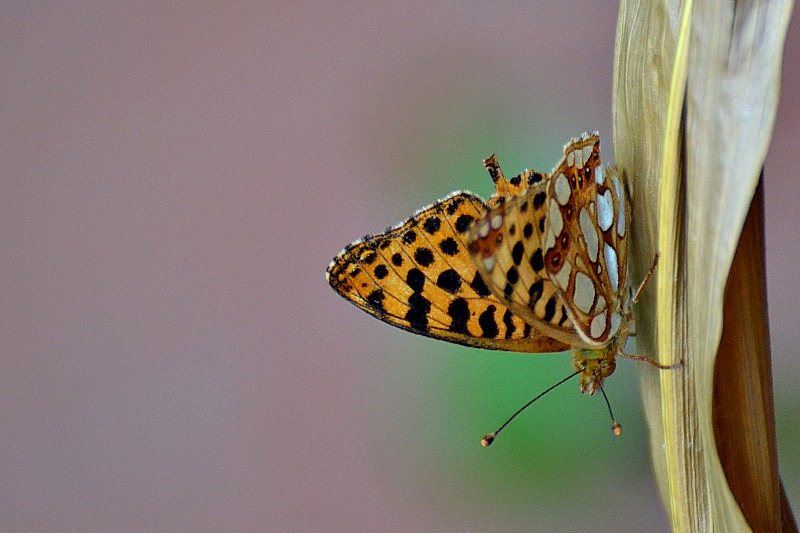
[631,253,660,304]
[625,253,682,369]
[619,351,683,370]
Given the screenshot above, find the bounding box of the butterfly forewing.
[542,133,629,347]
[327,184,570,353]
[466,170,580,347]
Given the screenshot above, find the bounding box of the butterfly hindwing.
[542,132,629,347]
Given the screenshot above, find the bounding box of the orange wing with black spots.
[326,159,569,353]
[466,168,582,349]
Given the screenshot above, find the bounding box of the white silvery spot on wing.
[597,189,614,231]
[573,272,596,313]
[604,242,619,293]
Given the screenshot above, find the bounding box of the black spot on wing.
[530,248,544,272]
[407,268,425,293]
[414,247,434,267]
[405,292,430,331]
[478,305,499,338]
[559,305,570,327]
[470,272,492,297]
[446,196,464,216]
[512,241,524,265]
[374,264,388,279]
[506,266,518,284]
[544,296,557,322]
[503,309,516,339]
[448,298,469,333]
[503,283,514,298]
[439,237,458,256]
[455,214,474,233]
[366,289,385,311]
[391,253,403,266]
[528,172,545,185]
[423,216,441,234]
[528,280,543,306]
[436,269,462,294]
[533,191,547,209]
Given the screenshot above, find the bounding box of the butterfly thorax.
[572,348,617,395]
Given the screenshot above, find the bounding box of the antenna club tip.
[480,434,496,447]
[612,422,623,435]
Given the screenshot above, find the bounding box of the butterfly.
[327,132,677,418]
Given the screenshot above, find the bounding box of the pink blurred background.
[1,3,797,531]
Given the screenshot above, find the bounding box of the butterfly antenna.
[481,369,581,447]
[596,374,623,435]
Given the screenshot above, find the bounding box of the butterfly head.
[571,350,617,395]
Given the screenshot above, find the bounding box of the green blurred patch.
[394,96,577,208]
[378,337,655,509]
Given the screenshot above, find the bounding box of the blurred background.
[1,3,797,531]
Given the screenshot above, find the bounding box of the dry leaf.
[612,0,793,530]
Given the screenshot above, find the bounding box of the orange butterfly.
[327,133,678,441]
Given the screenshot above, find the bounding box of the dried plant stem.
[655,3,694,527]
[713,180,797,532]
